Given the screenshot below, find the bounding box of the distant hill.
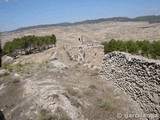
[10,15,160,32]
[132,15,160,23]
[15,22,72,31]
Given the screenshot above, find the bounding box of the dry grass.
[65,87,79,96]
[89,84,97,89]
[97,98,115,111]
[53,107,71,120]
[5,103,14,109]
[38,109,53,120]
[90,69,99,76]
[12,79,20,84]
[2,63,13,72]
[0,71,10,77]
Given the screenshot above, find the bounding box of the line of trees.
[102,39,160,59]
[3,34,56,57]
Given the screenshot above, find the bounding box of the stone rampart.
[102,51,160,119]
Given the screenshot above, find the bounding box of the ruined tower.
[78,35,84,45]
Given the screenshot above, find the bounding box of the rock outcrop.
[102,51,160,119]
[2,55,13,64]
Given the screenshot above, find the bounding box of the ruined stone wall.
[102,51,160,118]
[64,44,104,69]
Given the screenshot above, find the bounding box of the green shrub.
[15,63,25,72]
[97,98,115,111]
[3,34,56,56]
[102,39,160,59]
[2,63,13,72]
[125,40,139,53]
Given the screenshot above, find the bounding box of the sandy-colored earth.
[0,46,147,120]
[1,21,159,119]
[1,21,160,46]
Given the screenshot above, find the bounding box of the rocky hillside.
[0,44,147,120]
[5,15,160,31]
[1,20,160,120]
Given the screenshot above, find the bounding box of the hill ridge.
[3,15,160,33]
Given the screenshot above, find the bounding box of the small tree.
[101,39,160,59]
[3,34,56,57]
[125,40,138,54]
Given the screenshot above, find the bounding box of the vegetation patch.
[53,107,71,120]
[70,98,81,108]
[83,85,97,97]
[0,71,9,77]
[66,87,79,96]
[89,84,97,89]
[12,79,20,84]
[15,63,26,72]
[38,108,71,120]
[5,104,14,109]
[13,62,34,73]
[8,78,20,84]
[3,35,56,57]
[2,63,13,72]
[83,89,94,96]
[38,109,53,120]
[102,39,160,59]
[90,69,99,76]
[97,98,115,111]
[2,62,33,73]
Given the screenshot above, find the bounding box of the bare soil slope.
[0,45,146,120]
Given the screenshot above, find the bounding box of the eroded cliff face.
[102,52,160,119]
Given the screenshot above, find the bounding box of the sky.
[0,0,160,32]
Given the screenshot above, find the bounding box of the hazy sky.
[0,0,160,31]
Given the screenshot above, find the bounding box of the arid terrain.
[0,21,160,120]
[1,21,160,46]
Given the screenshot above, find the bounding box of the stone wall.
[64,44,104,69]
[102,51,160,119]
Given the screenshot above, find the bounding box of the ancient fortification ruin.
[64,40,160,119]
[64,44,104,69]
[102,52,160,119]
[64,36,104,69]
